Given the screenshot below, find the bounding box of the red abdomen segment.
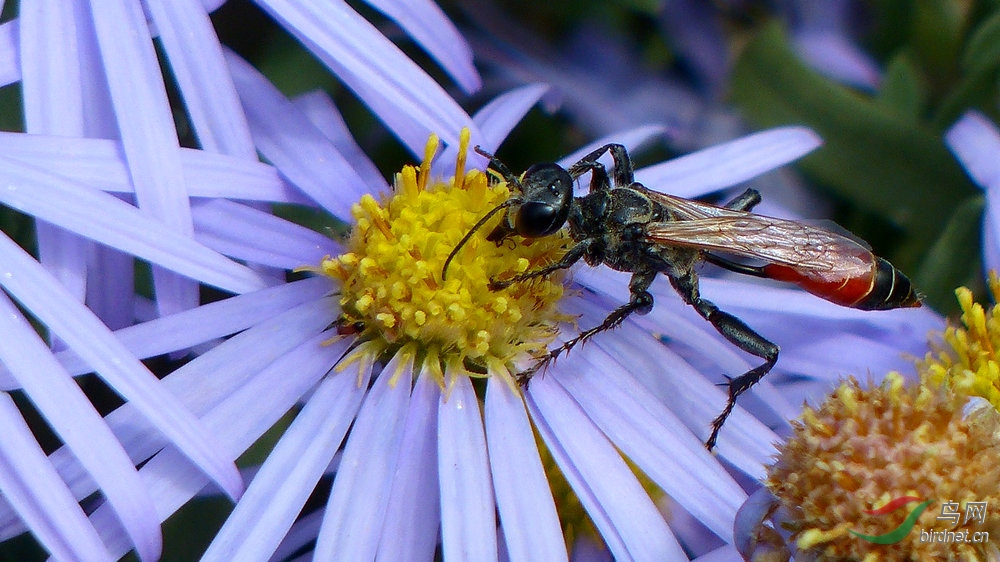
[763,256,921,310]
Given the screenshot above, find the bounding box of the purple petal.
[144,0,256,158]
[570,270,799,429]
[147,337,369,562]
[86,246,135,330]
[473,84,549,151]
[437,84,549,174]
[438,376,498,561]
[692,545,745,562]
[253,0,476,155]
[526,376,685,560]
[192,199,341,268]
[89,0,199,314]
[484,378,567,561]
[591,315,779,478]
[946,111,1000,188]
[35,226,89,305]
[0,233,243,501]
[0,278,331,390]
[194,346,367,562]
[0,293,160,560]
[636,127,823,198]
[30,294,339,516]
[0,155,267,294]
[226,50,373,218]
[732,487,782,561]
[0,21,19,87]
[0,133,300,202]
[292,90,389,195]
[376,366,442,561]
[954,117,1000,273]
[0,394,113,562]
[20,0,84,134]
[362,0,480,93]
[20,1,92,305]
[551,350,746,542]
[987,211,1000,280]
[271,510,323,562]
[793,32,881,89]
[316,353,413,560]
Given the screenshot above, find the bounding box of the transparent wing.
[636,187,745,220]
[645,215,875,278]
[639,188,868,249]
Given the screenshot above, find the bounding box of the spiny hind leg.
[516,270,657,385]
[669,270,778,450]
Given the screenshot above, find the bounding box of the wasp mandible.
[442,143,921,450]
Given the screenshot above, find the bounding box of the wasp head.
[442,152,575,280]
[504,163,574,239]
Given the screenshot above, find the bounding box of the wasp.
[442,143,921,450]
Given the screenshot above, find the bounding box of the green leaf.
[962,8,1000,71]
[910,0,965,81]
[933,7,1000,128]
[732,23,976,261]
[875,54,927,120]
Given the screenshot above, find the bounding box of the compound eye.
[515,201,561,237]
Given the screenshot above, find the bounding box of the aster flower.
[8,0,477,325]
[759,374,1000,561]
[742,276,1000,561]
[0,0,478,559]
[945,110,1000,275]
[723,111,1000,562]
[0,5,938,559]
[8,64,938,557]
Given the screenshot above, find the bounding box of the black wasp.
[442,143,921,450]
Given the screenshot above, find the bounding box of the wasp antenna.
[474,145,522,189]
[442,199,520,280]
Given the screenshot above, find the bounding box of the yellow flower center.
[920,271,1000,409]
[318,129,569,388]
[766,375,1000,560]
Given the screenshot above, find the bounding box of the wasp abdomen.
[851,257,921,311]
[763,256,920,311]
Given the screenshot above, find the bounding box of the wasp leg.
[489,238,592,291]
[567,143,634,187]
[516,270,657,384]
[723,188,761,211]
[567,160,612,194]
[670,270,779,451]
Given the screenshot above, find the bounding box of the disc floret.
[766,374,1000,560]
[319,131,570,387]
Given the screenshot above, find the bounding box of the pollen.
[919,271,1000,410]
[319,129,570,388]
[765,373,1000,561]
